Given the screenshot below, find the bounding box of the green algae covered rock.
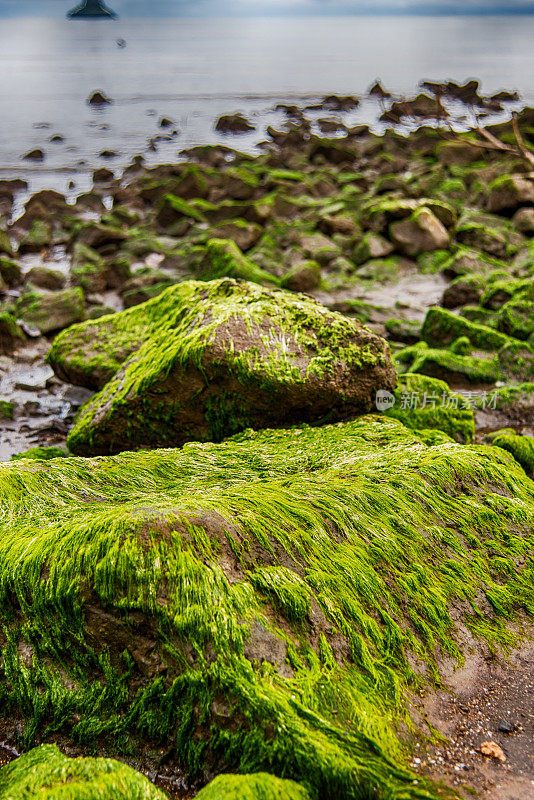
[396,341,500,384]
[0,744,167,799]
[196,773,311,800]
[199,239,279,285]
[17,288,85,335]
[50,278,395,455]
[487,429,534,476]
[1,416,534,799]
[421,307,510,351]
[385,373,475,443]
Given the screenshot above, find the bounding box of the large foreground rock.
[49,278,395,455]
[1,417,534,798]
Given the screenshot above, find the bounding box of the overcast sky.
[1,0,534,15]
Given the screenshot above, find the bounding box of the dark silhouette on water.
[68,0,117,18]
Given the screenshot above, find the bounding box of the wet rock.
[17,288,85,335]
[99,149,118,159]
[22,148,45,162]
[0,313,25,355]
[280,260,321,292]
[25,266,66,291]
[93,167,114,183]
[72,222,128,254]
[368,81,391,99]
[208,219,262,252]
[120,271,174,308]
[455,223,509,259]
[14,365,54,391]
[0,229,14,257]
[512,207,534,234]
[381,94,446,121]
[18,221,53,254]
[436,141,482,166]
[353,232,394,265]
[441,275,484,309]
[215,113,255,134]
[320,94,360,111]
[298,233,340,265]
[487,174,534,214]
[317,118,347,134]
[318,214,358,237]
[88,90,113,106]
[384,318,422,344]
[390,208,450,257]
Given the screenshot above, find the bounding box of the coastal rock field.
[1,83,534,799]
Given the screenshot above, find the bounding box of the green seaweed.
[1,416,534,799]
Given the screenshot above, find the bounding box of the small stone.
[88,90,112,106]
[479,741,506,762]
[23,149,45,162]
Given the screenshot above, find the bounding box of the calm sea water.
[1,15,534,197]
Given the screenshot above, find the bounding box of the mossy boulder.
[0,257,20,286]
[2,417,534,798]
[25,266,66,291]
[196,773,311,800]
[421,307,511,352]
[199,239,279,285]
[390,208,450,257]
[497,297,534,341]
[396,341,499,384]
[0,228,13,257]
[208,219,263,252]
[280,260,321,292]
[487,174,534,214]
[0,313,25,354]
[0,744,167,799]
[17,288,85,335]
[0,400,14,420]
[54,279,395,455]
[487,429,534,476]
[18,220,53,254]
[361,197,456,233]
[441,274,484,309]
[353,232,394,265]
[385,373,475,443]
[498,341,534,382]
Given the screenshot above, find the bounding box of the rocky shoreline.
[1,80,534,799]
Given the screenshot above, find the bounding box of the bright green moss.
[1,417,534,799]
[0,744,167,799]
[488,430,534,476]
[11,447,69,461]
[196,773,311,800]
[498,297,534,341]
[421,307,511,351]
[200,239,280,285]
[396,341,500,384]
[385,373,475,443]
[0,401,14,420]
